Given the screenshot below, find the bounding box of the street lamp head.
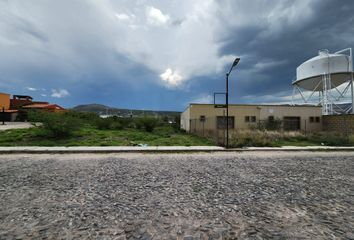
[232,58,240,68]
[228,57,240,74]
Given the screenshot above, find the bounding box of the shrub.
[308,132,353,146]
[94,118,122,130]
[135,117,159,132]
[172,115,181,132]
[230,130,304,147]
[229,130,354,147]
[116,117,134,128]
[95,118,112,130]
[62,111,100,126]
[28,110,81,138]
[230,130,279,147]
[110,121,123,130]
[256,119,282,131]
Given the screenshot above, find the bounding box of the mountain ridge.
[71,103,180,117]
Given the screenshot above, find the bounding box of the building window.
[268,116,274,121]
[245,116,256,123]
[217,116,234,129]
[309,116,320,123]
[200,115,206,122]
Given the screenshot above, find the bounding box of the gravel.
[0,152,353,239]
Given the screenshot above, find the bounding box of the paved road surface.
[0,152,353,239]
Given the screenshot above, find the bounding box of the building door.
[283,117,301,131]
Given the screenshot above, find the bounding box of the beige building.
[181,104,322,133]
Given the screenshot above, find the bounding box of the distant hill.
[71,104,181,118]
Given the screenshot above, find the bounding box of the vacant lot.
[0,126,212,147]
[0,152,353,239]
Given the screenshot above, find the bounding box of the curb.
[0,146,224,154]
[0,146,353,154]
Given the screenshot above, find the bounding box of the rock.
[114,235,127,240]
[184,235,193,240]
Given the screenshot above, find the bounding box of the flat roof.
[0,92,10,96]
[22,103,64,109]
[182,103,321,113]
[22,103,53,108]
[188,103,321,107]
[13,95,33,99]
[2,110,18,113]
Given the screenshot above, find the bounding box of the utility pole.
[226,72,229,148]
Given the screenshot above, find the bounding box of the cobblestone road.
[0,152,353,239]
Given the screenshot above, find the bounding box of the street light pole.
[226,72,229,148]
[225,58,240,148]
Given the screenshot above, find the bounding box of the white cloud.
[0,0,251,91]
[51,89,69,98]
[254,59,288,71]
[40,94,47,97]
[115,13,130,21]
[26,87,37,91]
[0,0,336,100]
[160,68,183,88]
[191,94,213,104]
[146,6,170,26]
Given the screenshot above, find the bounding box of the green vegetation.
[230,130,354,147]
[1,111,352,147]
[28,110,81,138]
[0,110,212,146]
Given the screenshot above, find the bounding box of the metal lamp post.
[225,58,240,148]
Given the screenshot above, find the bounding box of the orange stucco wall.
[0,93,10,110]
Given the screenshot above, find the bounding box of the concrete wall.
[180,106,190,131]
[181,104,323,132]
[259,105,322,132]
[323,115,354,134]
[186,104,260,131]
[0,93,10,110]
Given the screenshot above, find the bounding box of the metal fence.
[189,116,321,146]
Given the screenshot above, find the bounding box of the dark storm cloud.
[215,0,354,102]
[1,0,353,110]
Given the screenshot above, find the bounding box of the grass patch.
[0,125,213,146]
[230,130,354,147]
[0,110,213,146]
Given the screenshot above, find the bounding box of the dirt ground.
[0,122,34,131]
[0,152,353,239]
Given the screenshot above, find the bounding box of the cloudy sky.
[1,0,353,110]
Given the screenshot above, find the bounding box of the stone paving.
[0,152,353,239]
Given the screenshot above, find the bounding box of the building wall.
[259,105,322,132]
[180,106,191,131]
[187,104,260,130]
[0,93,10,110]
[323,115,354,134]
[181,104,322,132]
